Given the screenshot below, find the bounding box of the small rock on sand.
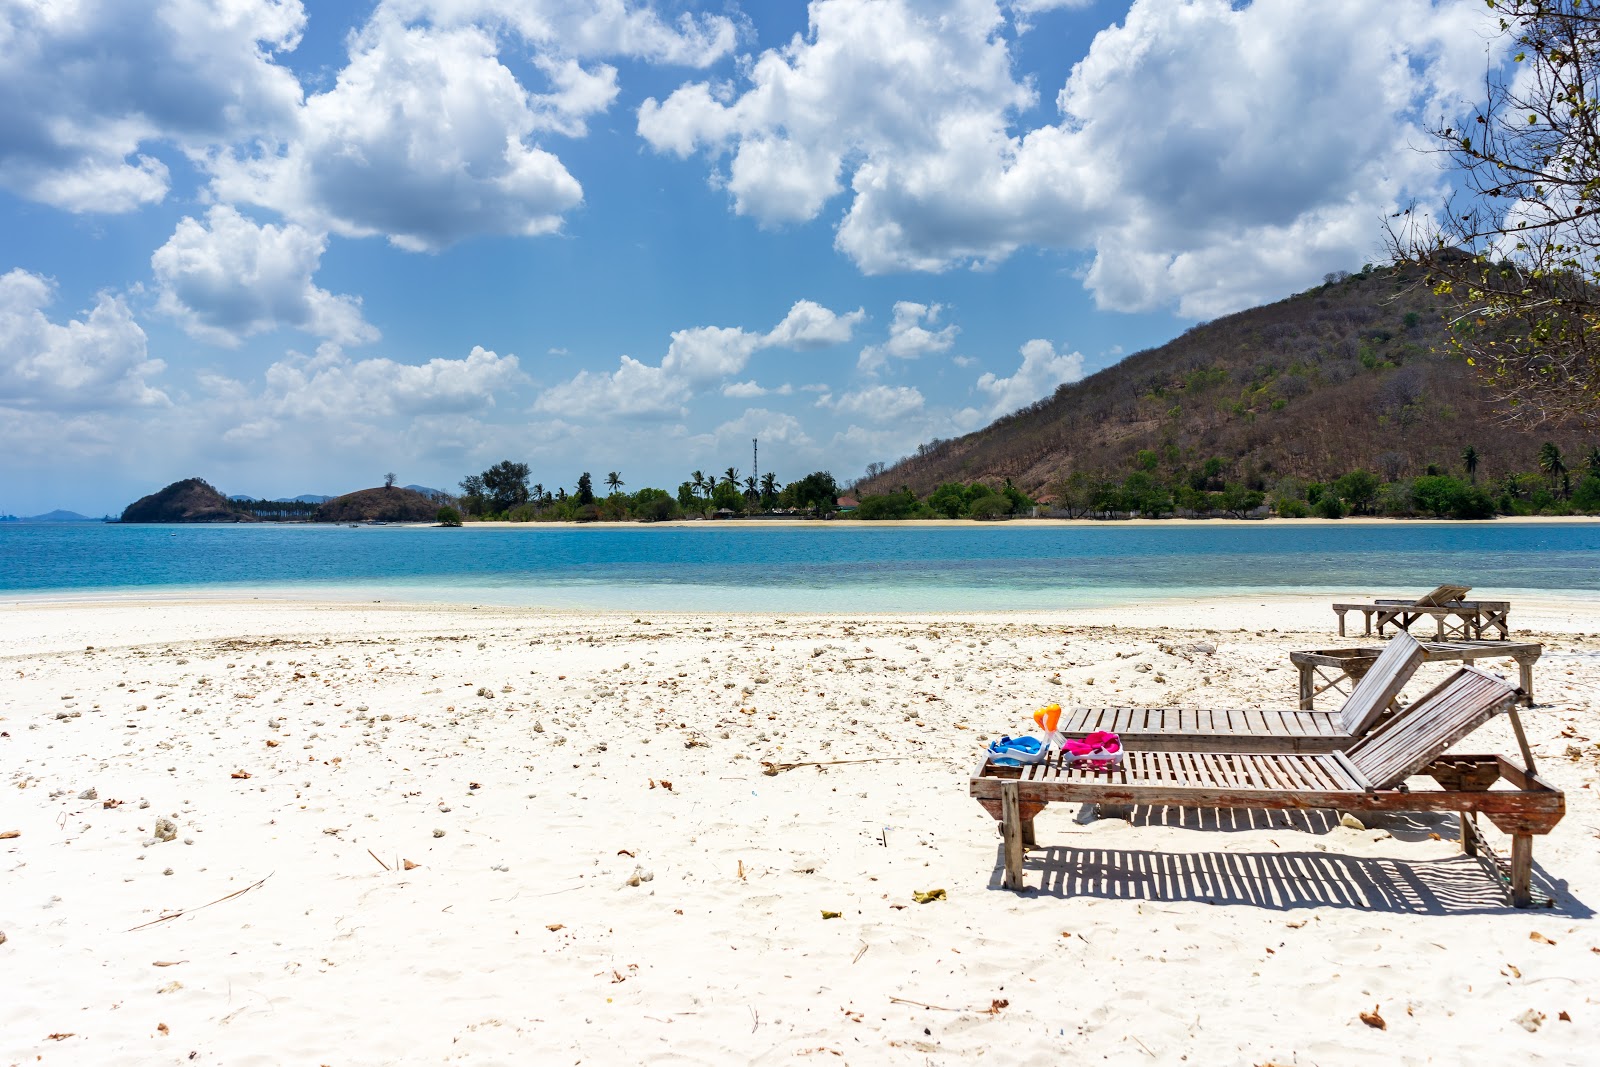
[154,818,177,842]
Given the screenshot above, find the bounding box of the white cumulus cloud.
[0,0,305,212]
[533,354,690,418]
[540,298,861,417]
[975,338,1084,417]
[643,0,1499,317]
[820,383,925,421]
[152,206,378,347]
[249,342,523,419]
[209,14,586,251]
[0,269,167,409]
[764,299,865,349]
[858,301,957,372]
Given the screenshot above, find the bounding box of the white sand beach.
[2,596,1597,1065]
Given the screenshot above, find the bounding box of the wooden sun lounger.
[1291,639,1542,709]
[1332,585,1510,640]
[972,667,1565,906]
[1054,632,1426,753]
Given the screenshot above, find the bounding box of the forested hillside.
[861,263,1592,498]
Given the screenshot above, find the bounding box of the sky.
[0,0,1508,515]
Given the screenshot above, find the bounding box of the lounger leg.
[1000,781,1025,891]
[1515,654,1536,706]
[1336,609,1347,638]
[1298,664,1314,711]
[1510,834,1533,907]
[1459,813,1478,857]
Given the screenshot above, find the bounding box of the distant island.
[121,478,259,523]
[0,509,99,523]
[119,477,444,523]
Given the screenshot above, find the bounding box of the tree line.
[845,441,1600,521]
[446,461,843,522]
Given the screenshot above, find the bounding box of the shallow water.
[3,521,1597,611]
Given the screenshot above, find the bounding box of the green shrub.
[855,490,923,520]
[436,506,462,527]
[506,502,537,522]
[1572,475,1600,513]
[1275,498,1309,518]
[1313,494,1346,519]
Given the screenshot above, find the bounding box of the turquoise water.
[2,521,1597,611]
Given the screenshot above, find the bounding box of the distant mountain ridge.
[15,509,96,522]
[860,261,1594,498]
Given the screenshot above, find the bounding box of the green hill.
[315,486,440,523]
[120,478,258,523]
[861,263,1593,498]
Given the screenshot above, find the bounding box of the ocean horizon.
[4,520,1598,612]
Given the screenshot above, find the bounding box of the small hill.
[403,484,448,499]
[21,509,94,522]
[315,486,440,523]
[277,494,332,504]
[860,261,1594,497]
[121,479,258,523]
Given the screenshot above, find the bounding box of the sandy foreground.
[2,595,1597,1066]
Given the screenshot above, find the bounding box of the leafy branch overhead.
[1390,0,1600,423]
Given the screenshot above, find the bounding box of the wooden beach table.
[1291,640,1541,709]
[1331,599,1511,640]
[971,668,1565,906]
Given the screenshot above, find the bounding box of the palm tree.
[531,483,544,511]
[690,470,706,500]
[1538,441,1567,495]
[722,467,740,487]
[1461,445,1479,483]
[760,472,779,501]
[605,471,623,494]
[743,475,758,505]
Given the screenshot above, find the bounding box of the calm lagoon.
[2,521,1597,612]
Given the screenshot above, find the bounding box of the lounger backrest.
[1337,631,1425,736]
[1412,584,1471,607]
[1345,666,1517,787]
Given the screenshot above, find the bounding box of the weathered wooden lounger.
[1053,631,1426,753]
[1291,639,1542,709]
[971,667,1564,906]
[1332,584,1510,640]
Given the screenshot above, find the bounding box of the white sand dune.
[1,597,1596,1064]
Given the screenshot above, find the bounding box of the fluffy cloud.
[540,298,860,418]
[643,0,1498,316]
[207,1,738,251]
[0,0,305,212]
[722,380,793,399]
[533,354,690,418]
[687,407,814,454]
[0,269,167,409]
[975,338,1084,417]
[820,383,925,421]
[383,0,736,66]
[152,206,377,347]
[764,299,866,349]
[209,15,585,251]
[241,342,524,420]
[858,301,957,372]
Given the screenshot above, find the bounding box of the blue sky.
[1,0,1503,514]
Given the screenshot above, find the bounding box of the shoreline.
[443,514,1600,529]
[22,514,1600,529]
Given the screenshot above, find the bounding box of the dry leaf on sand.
[1359,1005,1386,1030]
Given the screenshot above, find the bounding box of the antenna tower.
[752,438,759,490]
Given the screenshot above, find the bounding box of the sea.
[2,521,1597,612]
